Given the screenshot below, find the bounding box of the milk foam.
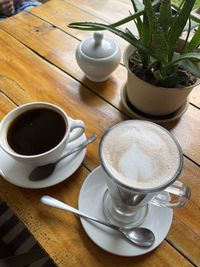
[101,121,181,189]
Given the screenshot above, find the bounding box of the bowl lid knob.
[80,31,117,59]
[94,31,103,45]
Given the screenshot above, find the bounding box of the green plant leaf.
[187,26,200,52]
[130,0,143,34]
[159,0,172,34]
[141,6,150,47]
[139,4,151,68]
[68,1,161,30]
[125,28,136,39]
[110,0,160,28]
[168,0,195,60]
[172,4,200,25]
[144,0,168,63]
[181,17,192,53]
[131,0,144,11]
[153,70,164,80]
[178,60,200,77]
[69,22,155,56]
[69,12,142,31]
[165,52,200,69]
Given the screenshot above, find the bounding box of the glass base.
[103,189,148,227]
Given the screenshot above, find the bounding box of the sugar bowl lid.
[81,32,117,59]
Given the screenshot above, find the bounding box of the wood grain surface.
[0,1,199,266]
[0,10,200,165]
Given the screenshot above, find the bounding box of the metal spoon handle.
[40,195,120,231]
[56,134,97,164]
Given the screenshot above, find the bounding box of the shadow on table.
[78,78,181,132]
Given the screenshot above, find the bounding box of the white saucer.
[0,119,86,189]
[121,83,189,123]
[78,166,173,256]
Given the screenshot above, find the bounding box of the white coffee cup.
[0,102,85,166]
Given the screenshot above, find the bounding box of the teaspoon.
[29,135,97,181]
[40,195,155,247]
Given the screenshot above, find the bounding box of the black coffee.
[7,108,66,155]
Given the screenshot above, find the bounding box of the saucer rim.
[121,83,189,123]
[78,166,173,256]
[0,118,86,189]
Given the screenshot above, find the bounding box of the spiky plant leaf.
[178,60,200,78]
[69,11,142,30]
[168,0,195,60]
[130,0,143,34]
[131,0,144,11]
[159,0,172,34]
[165,52,200,72]
[187,26,200,52]
[69,22,155,57]
[153,70,164,80]
[139,4,151,68]
[144,0,168,63]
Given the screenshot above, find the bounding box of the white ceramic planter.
[123,45,199,116]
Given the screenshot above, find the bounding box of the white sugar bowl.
[76,32,121,82]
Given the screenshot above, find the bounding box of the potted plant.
[69,0,200,117]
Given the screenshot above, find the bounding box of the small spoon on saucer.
[29,135,97,181]
[40,195,155,247]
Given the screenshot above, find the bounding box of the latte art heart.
[101,121,181,189]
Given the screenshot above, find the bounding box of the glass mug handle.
[69,120,85,142]
[150,181,191,208]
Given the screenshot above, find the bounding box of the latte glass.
[99,120,191,227]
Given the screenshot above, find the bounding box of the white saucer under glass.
[0,117,86,189]
[78,166,173,256]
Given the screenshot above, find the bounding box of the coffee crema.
[7,108,66,156]
[101,121,181,189]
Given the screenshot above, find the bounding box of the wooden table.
[0,1,199,266]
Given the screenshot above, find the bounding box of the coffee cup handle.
[150,181,191,208]
[69,120,85,142]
